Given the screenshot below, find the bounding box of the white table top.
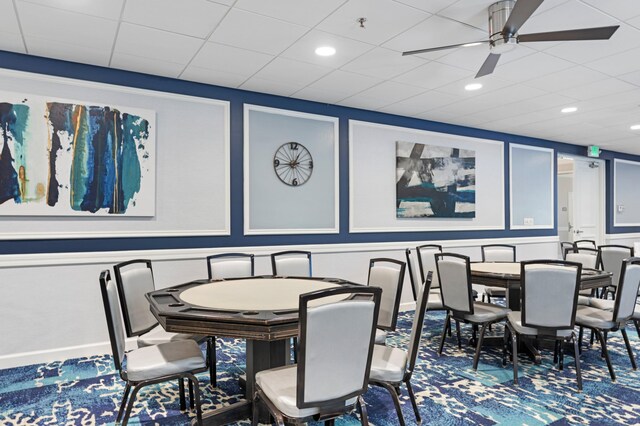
[179,278,346,311]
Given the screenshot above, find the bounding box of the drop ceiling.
[2,0,640,154]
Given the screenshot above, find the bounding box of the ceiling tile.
[435,43,537,74]
[524,66,608,92]
[123,0,229,39]
[585,47,640,77]
[181,65,248,87]
[618,70,640,87]
[0,32,25,54]
[378,90,463,116]
[18,0,124,20]
[520,0,617,34]
[240,77,301,97]
[206,0,235,6]
[250,57,332,87]
[393,0,455,14]
[281,30,374,68]
[394,60,473,89]
[111,52,186,78]
[210,8,308,55]
[234,0,348,27]
[17,1,118,51]
[316,0,430,45]
[294,70,381,104]
[580,0,640,21]
[434,73,515,97]
[437,0,493,31]
[490,52,575,82]
[339,80,426,110]
[187,42,274,78]
[114,23,203,65]
[0,0,21,33]
[558,77,637,100]
[341,47,424,79]
[383,15,487,57]
[26,37,110,66]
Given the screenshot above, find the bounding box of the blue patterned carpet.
[1,311,640,425]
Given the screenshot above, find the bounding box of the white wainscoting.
[0,236,558,369]
[606,233,640,252]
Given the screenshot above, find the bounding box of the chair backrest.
[406,272,432,376]
[207,253,255,280]
[405,249,420,301]
[416,244,442,289]
[481,244,516,262]
[113,259,158,337]
[271,250,312,277]
[612,258,640,323]
[560,241,575,259]
[565,247,598,269]
[521,260,581,333]
[598,245,634,288]
[367,258,405,331]
[99,270,126,372]
[575,239,597,249]
[435,253,474,315]
[297,285,381,410]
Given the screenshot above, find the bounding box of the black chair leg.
[405,379,421,423]
[572,334,583,392]
[455,320,462,350]
[558,342,564,371]
[358,395,369,426]
[207,338,216,388]
[472,323,489,370]
[122,383,143,425]
[635,320,640,340]
[578,327,584,354]
[188,379,195,409]
[553,340,560,365]
[251,392,260,426]
[438,313,451,355]
[502,325,509,367]
[594,329,616,381]
[187,374,203,425]
[510,324,518,384]
[621,327,637,370]
[179,378,186,411]
[380,382,406,426]
[116,383,131,422]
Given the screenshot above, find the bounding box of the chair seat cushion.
[575,306,615,330]
[369,345,407,383]
[463,302,510,323]
[125,340,206,382]
[137,324,204,347]
[507,311,573,338]
[375,329,387,345]
[256,365,356,419]
[578,297,615,311]
[484,287,506,297]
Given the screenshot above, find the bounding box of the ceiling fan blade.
[402,40,488,56]
[518,25,620,42]
[476,53,501,78]
[503,0,544,36]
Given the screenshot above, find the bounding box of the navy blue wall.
[0,50,638,255]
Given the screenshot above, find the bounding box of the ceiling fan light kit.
[402,0,620,79]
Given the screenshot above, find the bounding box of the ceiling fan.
[402,0,619,78]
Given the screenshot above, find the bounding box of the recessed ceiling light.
[315,46,336,56]
[465,83,483,91]
[463,42,482,47]
[630,124,640,130]
[561,107,578,113]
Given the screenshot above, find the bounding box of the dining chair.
[575,239,597,249]
[574,257,640,381]
[206,252,255,280]
[100,270,207,425]
[368,258,405,345]
[503,260,583,391]
[598,245,634,299]
[113,259,216,387]
[480,244,516,303]
[270,250,312,277]
[435,253,510,369]
[416,244,442,296]
[566,247,600,296]
[252,285,381,426]
[369,272,432,426]
[560,241,576,259]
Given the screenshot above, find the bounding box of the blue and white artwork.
[396,141,475,218]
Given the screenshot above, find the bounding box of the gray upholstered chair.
[113,260,215,387]
[368,258,405,345]
[566,247,600,296]
[252,285,381,426]
[100,270,207,425]
[480,244,516,303]
[560,241,575,259]
[503,260,583,391]
[598,245,634,299]
[575,257,640,381]
[416,244,443,297]
[369,272,432,426]
[435,253,510,369]
[575,239,597,249]
[270,250,312,277]
[206,252,255,280]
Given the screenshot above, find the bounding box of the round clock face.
[273,142,313,186]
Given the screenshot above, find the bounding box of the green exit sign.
[587,145,600,158]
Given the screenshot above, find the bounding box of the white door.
[571,158,603,244]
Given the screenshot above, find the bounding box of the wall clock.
[273,142,313,186]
